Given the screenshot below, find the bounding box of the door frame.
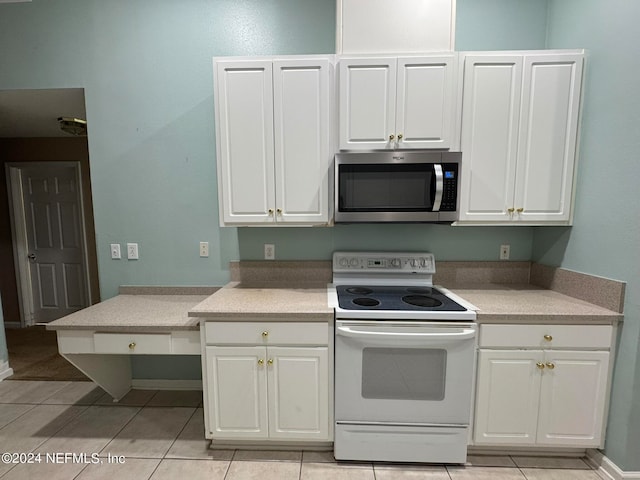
[6,161,94,327]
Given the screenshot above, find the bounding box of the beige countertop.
[189,282,334,321]
[46,294,210,332]
[449,284,622,324]
[45,280,622,332]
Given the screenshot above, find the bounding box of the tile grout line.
[160,404,200,462]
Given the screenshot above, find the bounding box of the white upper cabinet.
[337,0,455,54]
[458,51,584,225]
[214,56,333,226]
[273,59,332,224]
[216,60,275,225]
[339,54,458,150]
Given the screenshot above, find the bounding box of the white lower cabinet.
[473,324,613,448]
[202,322,331,443]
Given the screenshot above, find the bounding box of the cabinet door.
[459,55,523,222]
[537,350,609,447]
[273,59,331,224]
[396,56,456,149]
[267,347,329,440]
[514,54,583,223]
[215,60,275,224]
[205,346,268,439]
[474,350,541,445]
[339,57,396,150]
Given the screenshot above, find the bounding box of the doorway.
[0,88,98,381]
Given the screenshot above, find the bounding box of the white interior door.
[12,163,89,324]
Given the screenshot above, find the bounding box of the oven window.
[339,164,434,211]
[361,347,446,400]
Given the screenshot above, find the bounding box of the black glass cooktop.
[336,285,468,312]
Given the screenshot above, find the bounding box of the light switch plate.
[110,243,121,259]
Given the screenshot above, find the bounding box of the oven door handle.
[336,326,476,342]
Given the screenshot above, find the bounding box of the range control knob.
[349,258,359,267]
[338,257,349,267]
[389,258,401,268]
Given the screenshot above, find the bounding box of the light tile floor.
[0,381,607,480]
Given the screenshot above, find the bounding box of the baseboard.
[0,362,14,381]
[131,379,202,391]
[586,449,640,480]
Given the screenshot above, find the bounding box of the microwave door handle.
[433,164,443,211]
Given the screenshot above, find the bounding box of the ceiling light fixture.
[57,116,87,136]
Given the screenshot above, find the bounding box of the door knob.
[545,362,555,369]
[536,362,545,369]
[27,253,37,262]
[389,134,395,141]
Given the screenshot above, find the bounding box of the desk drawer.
[94,333,171,354]
[204,322,328,346]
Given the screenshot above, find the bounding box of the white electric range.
[331,251,478,464]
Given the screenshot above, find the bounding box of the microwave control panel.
[440,163,459,212]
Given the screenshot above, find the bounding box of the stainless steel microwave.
[335,151,461,223]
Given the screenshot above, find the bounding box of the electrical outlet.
[500,244,510,260]
[110,243,121,259]
[200,242,209,257]
[264,243,275,260]
[127,243,139,260]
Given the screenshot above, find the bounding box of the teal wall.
[456,0,548,51]
[535,0,640,471]
[3,3,635,471]
[0,0,546,300]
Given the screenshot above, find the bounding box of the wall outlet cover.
[264,243,275,260]
[127,243,139,260]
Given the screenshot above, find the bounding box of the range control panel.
[333,252,436,274]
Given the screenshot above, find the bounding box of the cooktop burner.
[336,285,467,312]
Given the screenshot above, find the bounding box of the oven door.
[335,321,477,425]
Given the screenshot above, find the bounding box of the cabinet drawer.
[94,333,172,354]
[479,324,613,349]
[204,322,328,346]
